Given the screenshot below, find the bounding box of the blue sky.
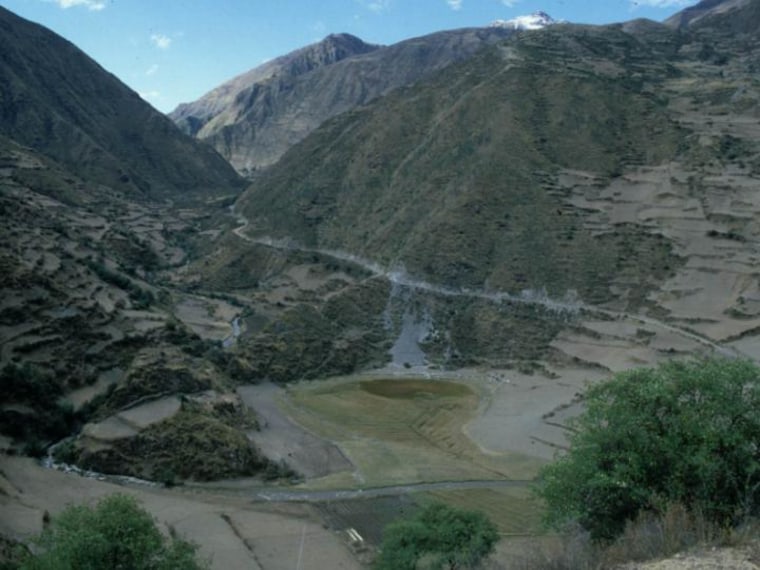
[1,0,699,113]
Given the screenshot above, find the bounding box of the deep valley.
[2,0,760,568]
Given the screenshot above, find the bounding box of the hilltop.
[169,26,516,174]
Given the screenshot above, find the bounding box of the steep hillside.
[169,27,515,174]
[225,2,760,375]
[665,0,755,30]
[0,7,261,482]
[0,6,243,201]
[170,33,380,139]
[238,23,684,301]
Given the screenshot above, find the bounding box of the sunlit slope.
[170,28,514,174]
[240,24,683,302]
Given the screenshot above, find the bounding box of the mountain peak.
[490,11,557,31]
[323,32,370,45]
[300,32,379,68]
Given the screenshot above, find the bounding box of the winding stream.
[222,316,242,348]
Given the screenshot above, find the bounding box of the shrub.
[20,494,206,569]
[536,358,760,540]
[506,505,741,570]
[374,502,499,569]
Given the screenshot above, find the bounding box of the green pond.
[358,379,473,399]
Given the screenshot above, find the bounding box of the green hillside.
[240,24,683,303]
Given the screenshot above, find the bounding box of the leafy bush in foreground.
[20,494,206,569]
[536,358,760,540]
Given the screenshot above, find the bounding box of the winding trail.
[231,208,744,360]
[36,209,744,509]
[232,211,580,313]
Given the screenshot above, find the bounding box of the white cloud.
[500,0,519,7]
[146,64,159,76]
[630,0,695,7]
[52,0,106,11]
[366,0,390,13]
[139,90,161,101]
[150,33,172,50]
[447,0,463,10]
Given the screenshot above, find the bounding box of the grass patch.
[285,377,543,485]
[422,487,543,536]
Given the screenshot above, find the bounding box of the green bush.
[374,502,499,570]
[536,358,760,540]
[0,364,79,446]
[20,494,206,569]
[1,363,61,404]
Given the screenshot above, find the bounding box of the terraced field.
[282,376,545,488]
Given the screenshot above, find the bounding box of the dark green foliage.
[241,279,391,382]
[0,363,78,445]
[0,535,28,570]
[85,260,155,309]
[76,409,267,482]
[536,358,760,541]
[374,502,499,570]
[102,230,162,274]
[19,494,206,569]
[262,458,299,482]
[1,363,62,403]
[51,439,78,465]
[98,360,213,415]
[162,321,206,355]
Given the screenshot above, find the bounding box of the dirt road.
[256,479,533,502]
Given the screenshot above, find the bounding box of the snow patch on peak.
[490,11,557,31]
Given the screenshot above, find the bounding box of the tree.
[20,494,207,570]
[374,502,499,570]
[536,357,760,540]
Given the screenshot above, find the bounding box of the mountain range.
[490,10,558,30]
[1,0,759,544]
[204,0,760,373]
[168,26,518,174]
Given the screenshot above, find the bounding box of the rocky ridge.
[169,26,516,174]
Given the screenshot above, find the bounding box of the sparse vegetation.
[3,1,760,567]
[85,259,155,309]
[507,505,759,569]
[239,283,391,383]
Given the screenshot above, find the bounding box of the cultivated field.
[282,375,546,488]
